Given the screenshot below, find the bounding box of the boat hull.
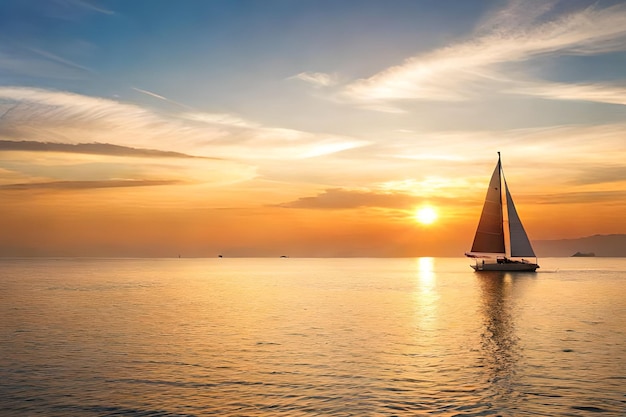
[471,262,539,272]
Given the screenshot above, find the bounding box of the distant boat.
[571,252,595,257]
[465,153,539,272]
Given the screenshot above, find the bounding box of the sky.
[1,0,625,257]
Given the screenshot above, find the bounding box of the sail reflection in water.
[477,273,522,402]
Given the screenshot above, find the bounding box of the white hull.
[471,262,538,272]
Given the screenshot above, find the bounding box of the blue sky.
[3,0,626,133]
[1,1,488,125]
[1,0,626,256]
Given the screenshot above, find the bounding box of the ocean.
[1,257,624,416]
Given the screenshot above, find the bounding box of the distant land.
[533,234,626,257]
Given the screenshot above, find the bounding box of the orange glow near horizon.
[0,148,625,258]
[0,171,625,258]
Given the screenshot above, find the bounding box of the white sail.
[504,179,536,257]
[469,160,505,255]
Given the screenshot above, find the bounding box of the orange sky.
[1,161,624,257]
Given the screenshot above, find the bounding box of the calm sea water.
[1,257,624,416]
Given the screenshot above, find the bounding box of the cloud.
[341,1,626,109]
[0,179,180,191]
[289,72,339,88]
[0,87,365,160]
[508,81,626,106]
[279,188,454,210]
[0,48,90,80]
[568,165,626,186]
[19,0,115,20]
[253,120,626,196]
[0,87,367,190]
[531,189,626,204]
[0,140,215,159]
[181,112,260,129]
[70,0,114,15]
[27,47,93,74]
[132,87,194,111]
[0,144,256,189]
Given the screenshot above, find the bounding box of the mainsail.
[470,159,505,254]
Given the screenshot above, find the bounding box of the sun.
[414,206,438,225]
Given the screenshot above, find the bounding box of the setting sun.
[415,206,438,225]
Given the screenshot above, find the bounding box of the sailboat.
[465,152,539,271]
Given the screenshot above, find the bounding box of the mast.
[499,152,511,258]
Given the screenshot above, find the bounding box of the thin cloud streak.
[530,189,626,204]
[508,81,626,106]
[289,72,339,88]
[0,140,214,159]
[0,179,180,191]
[71,0,115,15]
[28,47,93,74]
[0,150,254,189]
[568,165,626,186]
[132,87,195,111]
[279,188,459,210]
[0,48,90,80]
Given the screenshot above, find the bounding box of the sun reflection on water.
[477,273,519,398]
[414,257,439,333]
[417,257,435,285]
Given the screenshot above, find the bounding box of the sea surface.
[1,257,625,416]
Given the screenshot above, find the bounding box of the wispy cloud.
[33,0,115,20]
[132,87,194,111]
[568,165,626,186]
[279,188,458,210]
[0,140,214,159]
[530,189,626,204]
[28,47,93,74]
[342,1,626,109]
[0,179,179,191]
[508,81,626,106]
[279,188,417,210]
[0,47,90,80]
[70,0,114,15]
[0,146,255,190]
[181,112,259,129]
[289,72,339,88]
[0,86,371,194]
[0,87,366,161]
